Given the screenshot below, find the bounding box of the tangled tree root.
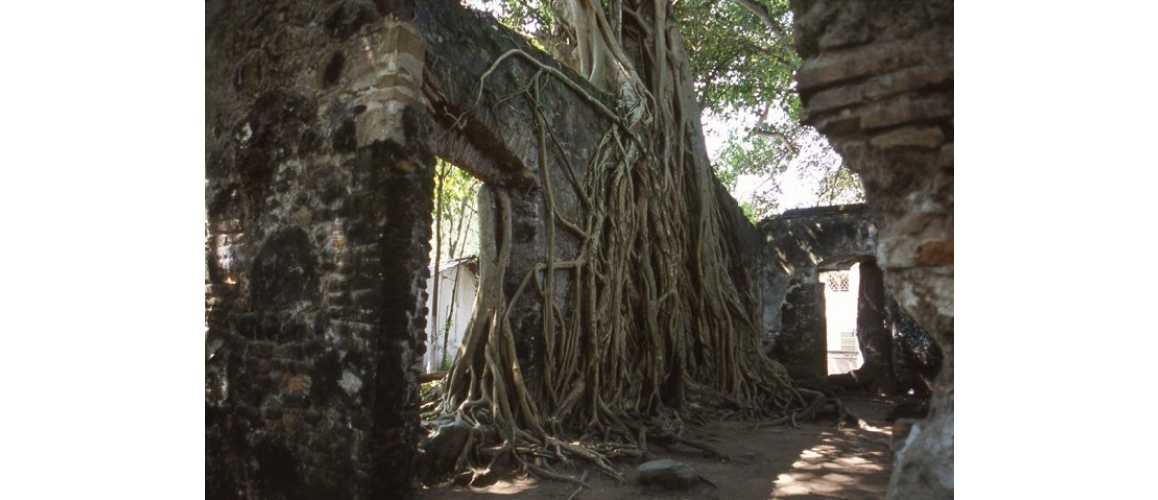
[419,0,828,483]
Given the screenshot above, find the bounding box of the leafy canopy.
[676,0,862,220]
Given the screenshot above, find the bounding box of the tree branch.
[751,127,798,157]
[735,0,782,38]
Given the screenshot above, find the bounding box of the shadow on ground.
[421,393,899,500]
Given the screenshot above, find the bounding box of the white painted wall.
[822,263,864,375]
[423,261,479,372]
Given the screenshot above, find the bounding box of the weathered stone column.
[854,260,895,394]
[206,1,433,498]
[789,1,953,498]
[771,279,828,380]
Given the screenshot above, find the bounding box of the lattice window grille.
[827,272,850,292]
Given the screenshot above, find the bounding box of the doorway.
[423,159,482,373]
[821,263,863,375]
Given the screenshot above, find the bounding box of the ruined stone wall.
[415,0,766,395]
[757,204,938,388]
[205,1,814,496]
[789,1,953,498]
[206,1,433,498]
[758,204,875,377]
[714,180,767,325]
[416,0,607,394]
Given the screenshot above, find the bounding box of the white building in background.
[821,263,863,375]
[423,257,479,373]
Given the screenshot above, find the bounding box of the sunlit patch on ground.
[770,426,891,499]
[424,394,899,500]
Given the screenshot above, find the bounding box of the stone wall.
[205,1,918,497]
[758,204,875,377]
[206,1,433,498]
[789,1,953,498]
[414,0,766,397]
[416,0,607,395]
[757,204,939,391]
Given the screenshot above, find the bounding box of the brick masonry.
[206,1,432,498]
[205,1,921,498]
[789,1,954,498]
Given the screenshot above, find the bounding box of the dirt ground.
[423,393,900,500]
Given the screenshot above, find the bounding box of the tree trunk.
[416,0,802,477]
[428,164,447,373]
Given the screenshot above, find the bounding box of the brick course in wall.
[206,1,432,498]
[789,1,953,498]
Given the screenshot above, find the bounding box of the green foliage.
[432,159,482,264]
[421,379,442,399]
[441,346,454,371]
[738,200,756,224]
[676,0,863,216]
[676,0,799,121]
[494,0,554,34]
[470,0,557,49]
[717,131,790,216]
[440,317,456,370]
[818,167,862,204]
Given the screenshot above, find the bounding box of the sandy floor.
[423,393,898,500]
